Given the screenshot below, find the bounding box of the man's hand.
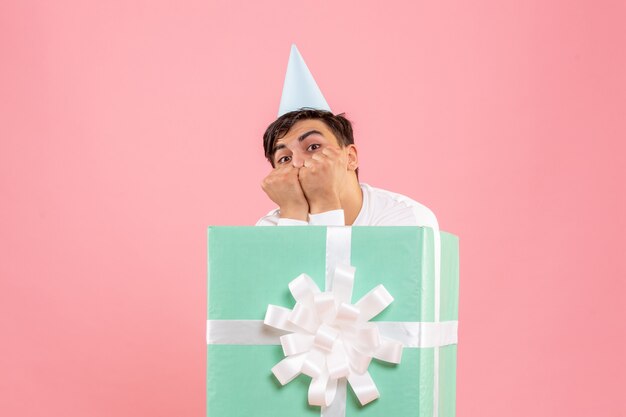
[298,146,347,214]
[261,164,309,221]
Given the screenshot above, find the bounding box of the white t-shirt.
[255,183,439,229]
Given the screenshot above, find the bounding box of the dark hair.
[263,108,357,175]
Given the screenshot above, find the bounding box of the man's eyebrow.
[298,130,323,142]
[272,143,286,153]
[272,130,324,154]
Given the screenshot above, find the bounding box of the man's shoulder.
[360,183,438,228]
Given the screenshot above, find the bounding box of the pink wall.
[2,1,625,416]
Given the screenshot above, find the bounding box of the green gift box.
[207,226,459,417]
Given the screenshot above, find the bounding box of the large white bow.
[263,265,404,407]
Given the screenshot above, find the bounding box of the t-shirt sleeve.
[309,209,345,226]
[255,209,346,226]
[255,209,308,226]
[255,210,280,226]
[277,218,308,226]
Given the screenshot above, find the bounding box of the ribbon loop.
[327,342,350,379]
[289,303,320,333]
[373,338,403,364]
[346,344,373,374]
[354,324,381,351]
[355,285,394,321]
[281,333,314,356]
[272,353,306,385]
[264,305,297,332]
[331,264,355,304]
[289,273,321,304]
[302,348,326,378]
[335,303,360,324]
[347,371,379,406]
[314,324,339,352]
[314,292,337,323]
[309,373,337,407]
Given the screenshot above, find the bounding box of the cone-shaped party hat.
[278,44,331,117]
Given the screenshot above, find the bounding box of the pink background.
[2,1,625,416]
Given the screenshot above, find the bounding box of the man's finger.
[322,147,341,157]
[311,153,326,162]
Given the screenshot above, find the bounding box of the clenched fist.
[261,164,309,221]
[298,146,348,214]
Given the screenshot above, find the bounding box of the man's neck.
[339,176,363,226]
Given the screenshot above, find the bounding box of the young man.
[256,45,438,231]
[256,108,438,228]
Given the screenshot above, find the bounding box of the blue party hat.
[278,44,331,117]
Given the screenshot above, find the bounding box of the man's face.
[271,119,344,168]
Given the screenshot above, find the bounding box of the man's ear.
[346,144,358,171]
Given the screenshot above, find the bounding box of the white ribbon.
[264,266,403,407]
[207,320,458,349]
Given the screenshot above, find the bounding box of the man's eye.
[277,156,291,164]
[307,144,321,151]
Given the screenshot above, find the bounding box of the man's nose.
[291,150,308,168]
